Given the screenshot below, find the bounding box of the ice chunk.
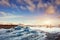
[14,26,23,30]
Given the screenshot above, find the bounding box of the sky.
[0,0,60,25]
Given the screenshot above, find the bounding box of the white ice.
[30,27,60,33]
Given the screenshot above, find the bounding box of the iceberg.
[0,26,60,40]
[0,26,47,40]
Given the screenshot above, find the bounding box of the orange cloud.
[37,0,46,8]
[45,5,55,15]
[0,0,10,7]
[57,16,60,19]
[17,0,36,12]
[56,0,60,5]
[24,0,35,12]
[27,5,35,12]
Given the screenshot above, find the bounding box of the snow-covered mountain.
[0,26,60,40]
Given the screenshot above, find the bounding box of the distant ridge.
[0,24,18,29]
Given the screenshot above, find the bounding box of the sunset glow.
[0,0,60,25]
[43,20,52,25]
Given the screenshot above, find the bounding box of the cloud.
[0,11,14,16]
[20,6,27,10]
[37,0,44,8]
[0,0,10,7]
[0,15,23,18]
[0,12,7,16]
[0,0,58,15]
[22,0,36,12]
[56,0,60,5]
[17,0,22,3]
[17,0,36,12]
[0,11,23,18]
[16,0,45,12]
[24,0,35,11]
[16,0,52,13]
[57,16,60,19]
[11,4,17,8]
[27,5,35,12]
[38,3,44,8]
[45,5,56,15]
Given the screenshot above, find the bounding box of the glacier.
[0,26,60,40]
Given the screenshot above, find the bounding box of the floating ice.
[0,26,47,40]
[30,27,60,33]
